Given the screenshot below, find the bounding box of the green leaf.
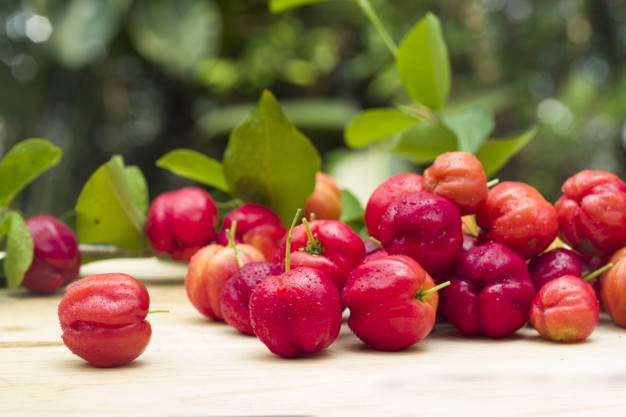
[392,119,457,164]
[30,0,129,68]
[269,0,340,13]
[344,108,417,148]
[75,156,149,251]
[395,13,451,110]
[475,126,538,178]
[339,189,363,223]
[127,0,221,79]
[1,211,33,289]
[222,90,321,224]
[156,149,229,193]
[442,106,495,154]
[0,138,62,207]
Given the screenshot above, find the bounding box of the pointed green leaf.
[393,119,456,164]
[75,156,149,251]
[344,108,417,148]
[443,106,495,154]
[269,0,341,13]
[222,90,321,224]
[1,211,34,289]
[475,126,538,178]
[156,149,229,193]
[0,138,62,207]
[339,189,363,223]
[395,13,451,110]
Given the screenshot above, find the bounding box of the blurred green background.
[1,0,625,217]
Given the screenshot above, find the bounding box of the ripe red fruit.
[377,191,463,276]
[275,219,365,295]
[58,273,152,367]
[438,241,536,338]
[249,266,342,358]
[304,171,343,220]
[220,261,281,335]
[422,151,488,215]
[185,243,265,320]
[555,170,626,257]
[145,187,218,261]
[364,173,422,240]
[215,204,286,261]
[342,255,441,351]
[527,248,584,291]
[21,215,81,293]
[476,181,558,259]
[600,250,626,327]
[529,275,599,343]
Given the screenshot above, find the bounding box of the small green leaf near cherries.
[1,211,34,289]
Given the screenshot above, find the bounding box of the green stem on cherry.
[487,178,500,189]
[415,280,450,302]
[356,0,398,56]
[226,220,244,268]
[302,217,324,256]
[285,208,303,274]
[148,309,170,314]
[582,263,613,283]
[369,236,384,250]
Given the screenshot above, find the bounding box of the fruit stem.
[148,309,170,314]
[582,262,613,283]
[285,209,303,274]
[415,281,450,302]
[302,217,325,256]
[369,237,384,249]
[226,221,244,268]
[486,179,500,188]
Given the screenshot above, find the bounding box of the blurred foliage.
[0,0,625,219]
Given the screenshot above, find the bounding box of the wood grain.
[2,259,626,416]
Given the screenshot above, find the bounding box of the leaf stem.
[582,263,613,283]
[356,0,398,56]
[227,221,244,268]
[285,209,303,274]
[148,309,170,314]
[486,178,500,188]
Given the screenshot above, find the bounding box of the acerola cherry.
[58,273,153,367]
[145,187,218,261]
[364,173,422,240]
[529,275,599,343]
[600,250,626,327]
[21,215,81,293]
[422,151,488,215]
[215,203,286,261]
[377,191,463,276]
[554,170,626,257]
[304,171,343,220]
[476,181,558,259]
[438,241,536,338]
[220,261,281,335]
[527,248,584,291]
[342,254,443,351]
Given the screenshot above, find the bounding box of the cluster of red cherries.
[49,153,626,365]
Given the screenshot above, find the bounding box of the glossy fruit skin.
[304,171,342,220]
[275,219,365,294]
[364,173,422,240]
[554,170,626,257]
[21,215,81,293]
[215,204,287,261]
[529,275,599,342]
[145,187,219,261]
[342,255,439,351]
[58,273,151,368]
[476,181,558,260]
[600,249,626,327]
[220,261,281,335]
[438,242,536,338]
[185,243,265,320]
[377,191,463,276]
[249,267,342,358]
[422,151,488,215]
[527,248,584,291]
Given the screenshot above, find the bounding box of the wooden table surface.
[2,258,626,416]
